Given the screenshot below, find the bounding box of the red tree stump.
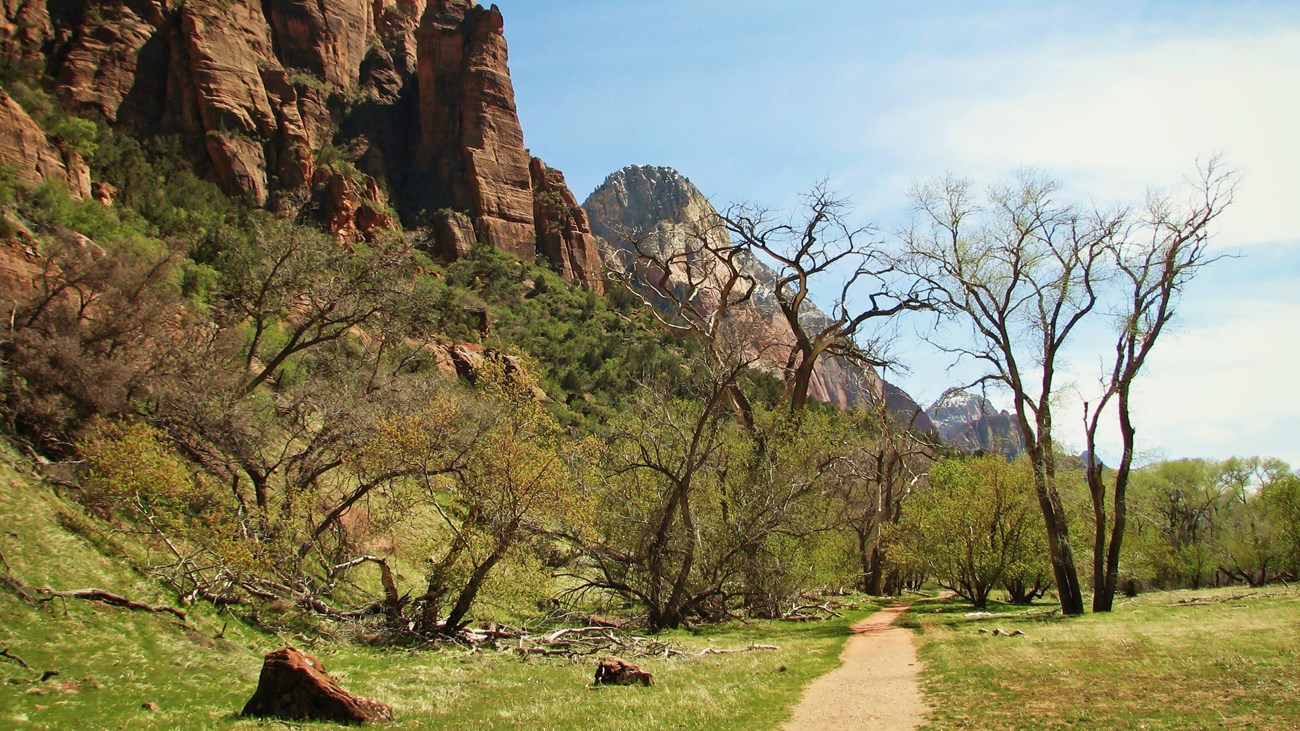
[241,647,393,724]
[594,657,654,686]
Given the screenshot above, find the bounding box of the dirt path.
[783,602,929,731]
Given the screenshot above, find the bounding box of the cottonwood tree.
[725,407,862,617]
[569,377,856,627]
[1214,457,1291,587]
[572,374,740,630]
[416,356,587,634]
[1260,472,1300,582]
[1150,459,1231,588]
[835,401,935,595]
[156,217,432,524]
[1082,161,1234,611]
[885,456,1046,608]
[903,171,1119,615]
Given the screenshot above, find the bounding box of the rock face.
[586,165,932,425]
[531,157,604,292]
[242,647,394,724]
[415,1,533,258]
[0,0,601,286]
[925,388,1024,459]
[0,90,90,198]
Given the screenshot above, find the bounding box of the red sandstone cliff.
[0,0,601,284]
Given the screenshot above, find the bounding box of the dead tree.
[722,184,935,412]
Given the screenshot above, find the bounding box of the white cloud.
[1053,299,1300,467]
[862,29,1300,248]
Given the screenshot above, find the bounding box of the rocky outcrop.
[586,165,932,424]
[531,157,603,292]
[313,168,396,243]
[442,340,547,400]
[926,388,1024,459]
[242,647,393,724]
[0,89,90,198]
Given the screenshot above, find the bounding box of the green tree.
[887,456,1047,608]
[1260,473,1300,581]
[418,355,587,633]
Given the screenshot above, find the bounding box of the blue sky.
[489,0,1300,466]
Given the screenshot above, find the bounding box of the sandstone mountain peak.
[585,165,716,242]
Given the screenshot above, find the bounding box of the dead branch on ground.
[33,587,186,621]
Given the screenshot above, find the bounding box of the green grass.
[911,588,1300,730]
[0,447,874,729]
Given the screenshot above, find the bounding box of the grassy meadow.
[910,588,1300,730]
[0,449,874,730]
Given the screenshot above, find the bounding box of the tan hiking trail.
[783,601,929,731]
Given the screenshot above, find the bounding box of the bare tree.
[722,184,935,412]
[903,171,1123,615]
[607,213,762,428]
[1083,160,1235,611]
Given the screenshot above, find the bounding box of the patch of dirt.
[783,602,929,731]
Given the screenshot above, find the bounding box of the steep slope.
[585,164,933,427]
[0,0,602,288]
[0,444,272,728]
[926,388,1024,458]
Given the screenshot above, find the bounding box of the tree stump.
[241,647,393,724]
[594,657,654,686]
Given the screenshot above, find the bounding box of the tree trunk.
[1028,443,1085,615]
[1014,405,1085,616]
[441,525,517,633]
[1094,389,1137,612]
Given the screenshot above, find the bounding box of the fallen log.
[593,657,653,686]
[782,602,843,621]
